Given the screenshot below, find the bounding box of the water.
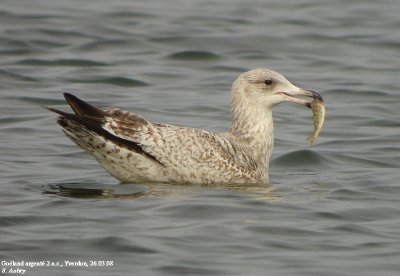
[1,0,400,275]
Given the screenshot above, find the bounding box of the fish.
[308,98,325,145]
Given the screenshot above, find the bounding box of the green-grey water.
[1,0,400,275]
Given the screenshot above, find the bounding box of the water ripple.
[17,58,110,67]
[272,149,334,168]
[69,77,148,87]
[168,51,221,60]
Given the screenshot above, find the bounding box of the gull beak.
[301,90,323,101]
[276,89,323,108]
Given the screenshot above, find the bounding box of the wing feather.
[45,95,164,166]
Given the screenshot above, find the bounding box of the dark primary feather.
[44,94,164,166]
[63,92,106,117]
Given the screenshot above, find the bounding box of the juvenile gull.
[46,68,322,184]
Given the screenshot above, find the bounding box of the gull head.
[232,68,322,109]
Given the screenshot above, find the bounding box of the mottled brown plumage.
[47,69,322,184]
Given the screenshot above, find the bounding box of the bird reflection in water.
[42,182,283,201]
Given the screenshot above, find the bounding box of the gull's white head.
[232,68,322,109]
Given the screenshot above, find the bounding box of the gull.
[46,68,322,184]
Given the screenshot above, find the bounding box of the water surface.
[1,0,400,275]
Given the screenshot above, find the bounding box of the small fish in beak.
[276,88,326,144]
[308,98,325,145]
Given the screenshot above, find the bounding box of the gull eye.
[264,79,273,86]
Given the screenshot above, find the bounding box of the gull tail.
[44,93,107,137]
[63,93,106,117]
[44,93,163,166]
